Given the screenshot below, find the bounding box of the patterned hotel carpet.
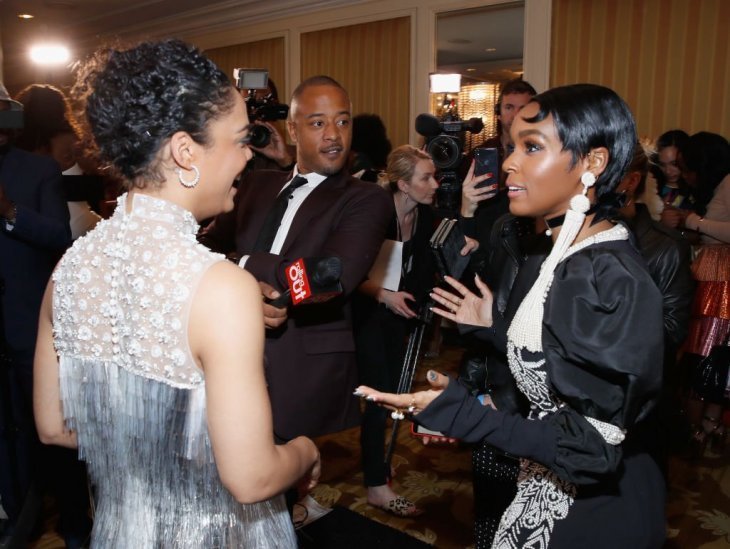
[28,342,730,548]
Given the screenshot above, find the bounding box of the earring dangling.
[177,165,200,188]
[571,172,596,213]
[581,171,597,187]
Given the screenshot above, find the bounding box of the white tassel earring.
[572,172,596,213]
[177,165,200,188]
[507,170,597,352]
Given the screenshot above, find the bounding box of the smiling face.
[399,158,438,205]
[287,84,352,175]
[658,145,681,184]
[196,89,252,215]
[503,102,586,220]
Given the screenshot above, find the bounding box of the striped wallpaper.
[551,0,730,140]
[301,17,411,150]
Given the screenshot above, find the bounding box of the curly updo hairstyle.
[72,39,235,188]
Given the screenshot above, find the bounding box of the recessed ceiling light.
[485,48,497,53]
[18,13,35,19]
[466,68,476,72]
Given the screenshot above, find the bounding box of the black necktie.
[253,175,309,252]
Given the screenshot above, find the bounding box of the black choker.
[544,204,598,234]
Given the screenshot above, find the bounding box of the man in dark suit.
[200,76,392,441]
[0,88,72,541]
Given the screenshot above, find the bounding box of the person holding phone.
[353,145,438,517]
[357,84,666,548]
[459,79,538,274]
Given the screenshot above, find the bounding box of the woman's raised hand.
[430,275,493,327]
[461,160,498,218]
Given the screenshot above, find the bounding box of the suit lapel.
[238,170,290,250]
[279,172,349,254]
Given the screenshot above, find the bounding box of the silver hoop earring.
[177,165,200,188]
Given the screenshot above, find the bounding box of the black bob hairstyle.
[523,83,637,198]
[72,39,235,187]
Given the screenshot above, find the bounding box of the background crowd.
[0,38,727,548]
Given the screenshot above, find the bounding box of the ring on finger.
[407,395,417,414]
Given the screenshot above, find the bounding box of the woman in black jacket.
[358,84,666,548]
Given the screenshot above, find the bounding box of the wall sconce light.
[429,73,462,93]
[458,83,500,151]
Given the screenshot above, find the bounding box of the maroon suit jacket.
[200,169,392,439]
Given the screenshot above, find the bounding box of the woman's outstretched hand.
[354,370,450,415]
[430,275,493,327]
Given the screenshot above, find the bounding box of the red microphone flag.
[285,258,312,304]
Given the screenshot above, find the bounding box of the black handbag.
[692,336,730,404]
[429,218,470,281]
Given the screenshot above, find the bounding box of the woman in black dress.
[353,145,437,517]
[357,84,666,547]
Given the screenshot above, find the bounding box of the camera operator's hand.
[461,161,498,218]
[259,281,288,329]
[250,121,295,169]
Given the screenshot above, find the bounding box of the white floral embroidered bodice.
[52,193,296,548]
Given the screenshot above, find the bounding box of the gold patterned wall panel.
[205,38,286,98]
[551,0,729,139]
[301,17,411,150]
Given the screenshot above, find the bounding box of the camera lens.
[427,135,461,170]
[249,125,271,148]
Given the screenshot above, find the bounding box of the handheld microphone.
[415,113,442,137]
[267,257,343,307]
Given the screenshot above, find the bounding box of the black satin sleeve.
[544,244,664,428]
[542,243,664,481]
[416,242,665,485]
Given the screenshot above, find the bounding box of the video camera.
[415,113,483,214]
[233,68,289,148]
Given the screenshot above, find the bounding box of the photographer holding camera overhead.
[236,69,297,174]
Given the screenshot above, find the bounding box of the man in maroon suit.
[200,76,392,441]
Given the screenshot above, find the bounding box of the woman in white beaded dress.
[33,39,319,547]
[357,84,666,548]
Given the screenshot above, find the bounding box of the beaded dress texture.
[52,194,296,548]
[492,225,629,547]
